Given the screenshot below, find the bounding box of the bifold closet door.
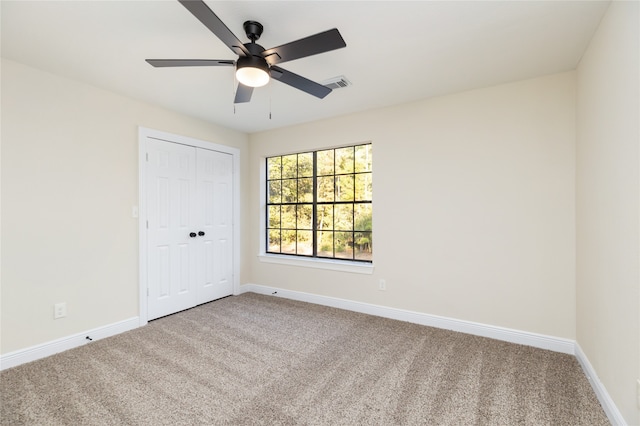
[146,139,233,320]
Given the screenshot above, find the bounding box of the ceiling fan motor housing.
[237,42,269,72]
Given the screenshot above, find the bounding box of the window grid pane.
[267,144,371,262]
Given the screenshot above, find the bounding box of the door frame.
[138,127,241,326]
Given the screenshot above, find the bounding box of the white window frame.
[257,148,374,275]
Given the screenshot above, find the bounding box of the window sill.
[258,254,374,274]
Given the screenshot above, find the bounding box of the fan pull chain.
[233,71,237,115]
[269,83,272,120]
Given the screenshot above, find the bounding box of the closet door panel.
[146,140,197,320]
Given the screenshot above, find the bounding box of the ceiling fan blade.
[146,59,234,67]
[234,83,254,104]
[262,29,346,65]
[270,66,332,99]
[178,0,250,57]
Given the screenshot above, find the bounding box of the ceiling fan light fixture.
[236,56,270,88]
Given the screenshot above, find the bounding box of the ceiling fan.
[146,0,347,104]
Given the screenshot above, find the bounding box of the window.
[266,143,372,262]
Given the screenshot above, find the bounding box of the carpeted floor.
[1,292,609,425]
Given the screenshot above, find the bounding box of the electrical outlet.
[379,279,386,291]
[54,302,67,319]
[637,378,640,408]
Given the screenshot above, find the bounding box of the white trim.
[138,127,241,319]
[0,317,139,371]
[138,131,149,326]
[575,343,628,426]
[239,283,575,354]
[258,254,374,274]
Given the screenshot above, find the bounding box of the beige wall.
[249,72,577,339]
[576,1,640,424]
[0,59,250,354]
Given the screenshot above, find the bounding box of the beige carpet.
[1,292,608,425]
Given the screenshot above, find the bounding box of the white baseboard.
[0,317,140,371]
[239,284,575,354]
[575,343,628,426]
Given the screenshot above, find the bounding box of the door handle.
[189,232,197,238]
[198,231,205,236]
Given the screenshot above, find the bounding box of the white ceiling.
[1,0,610,134]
